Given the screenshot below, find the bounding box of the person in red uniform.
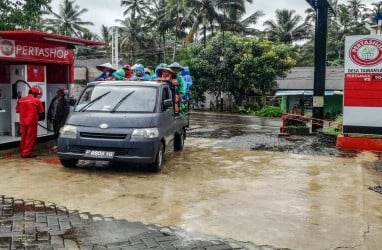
[16,87,45,158]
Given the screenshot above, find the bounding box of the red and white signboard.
[344,35,382,135]
[0,39,16,57]
[0,39,74,64]
[27,65,45,82]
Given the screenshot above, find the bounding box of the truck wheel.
[174,129,185,151]
[60,159,78,168]
[151,142,164,172]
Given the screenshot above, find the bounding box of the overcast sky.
[50,0,376,35]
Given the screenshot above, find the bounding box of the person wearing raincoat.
[47,88,70,142]
[169,62,187,95]
[151,63,167,79]
[95,62,116,81]
[156,67,181,114]
[112,64,133,80]
[169,62,189,113]
[130,64,151,81]
[181,66,193,105]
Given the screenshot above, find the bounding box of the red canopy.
[0,30,108,47]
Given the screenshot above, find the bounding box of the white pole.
[115,27,119,68]
[111,27,115,66]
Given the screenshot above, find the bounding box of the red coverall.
[16,94,44,157]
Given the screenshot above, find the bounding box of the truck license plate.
[85,150,114,159]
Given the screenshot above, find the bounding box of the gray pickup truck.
[57,80,189,172]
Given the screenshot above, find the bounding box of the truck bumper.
[57,137,160,164]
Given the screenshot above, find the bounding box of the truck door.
[159,85,175,147]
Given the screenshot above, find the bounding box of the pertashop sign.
[343,35,382,135]
[0,39,74,64]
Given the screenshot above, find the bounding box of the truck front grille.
[80,132,127,139]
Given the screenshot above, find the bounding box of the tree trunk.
[172,35,177,62]
[162,34,166,63]
[203,24,207,47]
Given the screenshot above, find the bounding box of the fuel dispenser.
[10,65,47,137]
[0,30,107,146]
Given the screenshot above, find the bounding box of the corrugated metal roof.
[276,67,344,90]
[74,59,112,68]
[275,90,343,96]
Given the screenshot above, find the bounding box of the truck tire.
[60,158,78,168]
[174,128,185,151]
[151,142,164,172]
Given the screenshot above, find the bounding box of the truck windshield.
[74,85,157,113]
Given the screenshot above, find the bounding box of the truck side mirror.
[163,99,173,110]
[68,97,77,106]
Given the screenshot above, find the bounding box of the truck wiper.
[78,91,111,112]
[110,91,135,113]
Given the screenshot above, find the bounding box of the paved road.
[1,195,267,249]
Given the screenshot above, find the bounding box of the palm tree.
[326,1,368,66]
[117,17,156,63]
[263,9,311,44]
[120,0,149,20]
[97,25,113,59]
[224,10,264,35]
[44,0,93,37]
[225,0,252,19]
[76,29,106,59]
[347,0,366,22]
[366,1,382,24]
[155,6,175,62]
[217,0,263,36]
[100,25,113,44]
[184,0,256,45]
[160,0,191,59]
[185,0,221,46]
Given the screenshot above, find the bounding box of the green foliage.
[44,0,94,37]
[234,38,296,98]
[236,104,259,115]
[177,43,208,104]
[335,114,343,124]
[255,106,283,117]
[285,119,307,128]
[324,110,342,120]
[179,32,295,107]
[0,0,51,30]
[321,114,343,135]
[322,127,340,136]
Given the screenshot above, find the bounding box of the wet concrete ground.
[1,111,382,249]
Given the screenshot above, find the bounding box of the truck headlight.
[59,125,77,138]
[132,128,159,138]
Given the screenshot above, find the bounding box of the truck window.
[162,86,170,101]
[74,85,157,113]
[162,86,171,112]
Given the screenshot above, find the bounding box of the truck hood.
[66,112,158,128]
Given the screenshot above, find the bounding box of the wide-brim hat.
[56,88,68,95]
[122,64,131,70]
[96,62,116,72]
[157,68,176,78]
[169,62,184,71]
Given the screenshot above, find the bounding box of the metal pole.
[312,1,329,132]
